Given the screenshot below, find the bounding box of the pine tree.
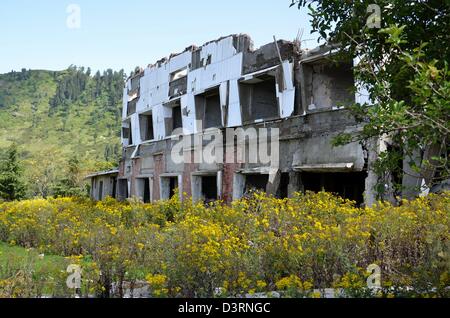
[52,156,84,197]
[0,144,26,201]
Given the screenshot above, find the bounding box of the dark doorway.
[277,173,290,199]
[98,181,103,200]
[112,178,117,199]
[118,179,129,201]
[122,126,133,145]
[143,179,151,203]
[302,172,367,204]
[169,177,178,197]
[202,175,218,202]
[245,174,269,193]
[161,176,179,200]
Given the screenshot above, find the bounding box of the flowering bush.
[0,191,448,298]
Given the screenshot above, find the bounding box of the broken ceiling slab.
[300,43,341,64]
[243,39,301,74]
[293,163,355,173]
[240,65,279,83]
[236,167,275,175]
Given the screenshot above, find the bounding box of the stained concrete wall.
[242,40,299,74]
[90,174,117,201]
[114,35,385,206]
[301,61,355,111]
[120,109,371,204]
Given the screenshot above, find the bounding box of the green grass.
[0,242,68,274]
[0,242,73,296]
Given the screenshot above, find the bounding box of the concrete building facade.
[91,34,380,205]
[86,169,119,201]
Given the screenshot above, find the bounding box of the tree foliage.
[0,67,125,198]
[49,66,125,117]
[292,0,450,196]
[0,144,26,201]
[52,156,86,198]
[0,192,449,297]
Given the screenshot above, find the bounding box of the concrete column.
[364,136,396,206]
[266,170,281,196]
[232,173,245,200]
[402,149,424,200]
[191,175,202,202]
[364,138,380,207]
[288,171,303,198]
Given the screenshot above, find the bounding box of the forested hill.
[0,66,125,197]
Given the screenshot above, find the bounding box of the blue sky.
[0,0,319,75]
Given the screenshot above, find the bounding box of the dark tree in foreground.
[0,144,26,201]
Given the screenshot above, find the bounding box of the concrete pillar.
[191,175,202,202]
[402,149,424,200]
[266,170,281,196]
[364,138,380,207]
[232,173,245,200]
[288,171,303,198]
[364,137,396,206]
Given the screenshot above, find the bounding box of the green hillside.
[0,67,125,197]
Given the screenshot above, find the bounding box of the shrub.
[0,192,448,298]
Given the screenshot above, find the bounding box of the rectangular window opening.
[170,68,188,81]
[244,174,269,194]
[169,68,188,98]
[195,87,222,129]
[303,61,355,111]
[122,121,133,146]
[164,100,183,136]
[240,75,279,124]
[139,113,154,142]
[127,99,137,116]
[173,106,182,131]
[302,172,367,205]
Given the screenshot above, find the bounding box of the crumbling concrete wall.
[301,60,355,111]
[89,173,117,201]
[119,108,372,204]
[110,34,384,206]
[121,34,299,146]
[242,40,300,74]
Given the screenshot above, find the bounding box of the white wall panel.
[279,62,296,118]
[123,36,247,144]
[122,87,128,119]
[131,113,141,145]
[227,79,242,127]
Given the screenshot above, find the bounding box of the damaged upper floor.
[121,34,364,148]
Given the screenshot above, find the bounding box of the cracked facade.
[88,34,380,206]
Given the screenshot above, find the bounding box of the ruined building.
[88,34,380,206]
